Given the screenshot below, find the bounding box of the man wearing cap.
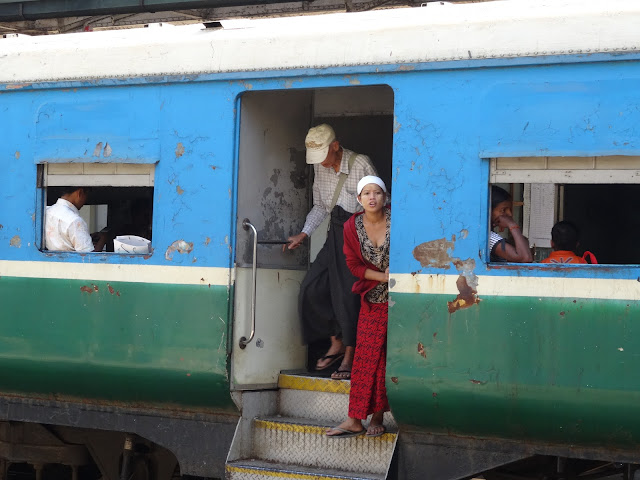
[286,124,377,379]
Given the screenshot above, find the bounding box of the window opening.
[39,163,154,254]
[490,156,640,265]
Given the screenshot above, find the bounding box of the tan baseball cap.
[305,124,335,164]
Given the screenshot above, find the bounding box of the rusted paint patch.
[412,236,455,269]
[0,224,3,229]
[165,240,194,260]
[175,142,185,158]
[469,379,487,385]
[14,151,20,159]
[103,143,112,157]
[417,342,427,358]
[396,65,415,71]
[80,286,94,294]
[108,284,115,295]
[9,235,21,248]
[93,142,103,157]
[391,377,399,384]
[5,84,32,90]
[210,165,218,170]
[176,185,184,195]
[92,284,98,292]
[447,275,479,313]
[344,75,360,85]
[204,237,211,246]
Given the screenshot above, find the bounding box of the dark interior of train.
[45,186,154,252]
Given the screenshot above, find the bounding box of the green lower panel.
[0,276,234,411]
[387,292,640,448]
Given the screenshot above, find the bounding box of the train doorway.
[231,85,394,389]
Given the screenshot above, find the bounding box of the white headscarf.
[357,175,387,196]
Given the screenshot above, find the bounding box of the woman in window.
[490,186,532,263]
[326,175,390,438]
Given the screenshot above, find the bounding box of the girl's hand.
[383,267,390,282]
[493,214,517,232]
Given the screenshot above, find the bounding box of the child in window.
[541,221,587,264]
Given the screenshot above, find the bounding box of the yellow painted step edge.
[226,464,348,479]
[254,419,395,443]
[278,374,351,394]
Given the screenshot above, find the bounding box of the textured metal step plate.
[278,374,397,429]
[226,459,386,480]
[251,418,396,475]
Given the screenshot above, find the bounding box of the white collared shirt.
[302,148,377,236]
[45,198,94,252]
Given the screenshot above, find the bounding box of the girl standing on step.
[326,175,390,438]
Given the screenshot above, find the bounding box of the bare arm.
[492,216,532,263]
[364,267,389,283]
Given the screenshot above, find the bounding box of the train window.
[38,163,155,254]
[490,156,640,264]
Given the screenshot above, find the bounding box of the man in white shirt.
[287,124,377,379]
[45,187,107,252]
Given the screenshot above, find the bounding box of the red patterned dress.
[342,207,390,419]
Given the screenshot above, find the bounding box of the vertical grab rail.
[239,218,257,349]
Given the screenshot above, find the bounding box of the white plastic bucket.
[114,235,151,254]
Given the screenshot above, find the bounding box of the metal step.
[277,374,396,429]
[251,416,397,475]
[226,459,386,480]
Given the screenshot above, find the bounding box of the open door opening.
[232,85,394,389]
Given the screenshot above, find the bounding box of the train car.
[1,1,640,479]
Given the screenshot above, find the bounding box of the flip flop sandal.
[315,353,345,371]
[326,427,365,438]
[365,425,386,437]
[331,368,351,380]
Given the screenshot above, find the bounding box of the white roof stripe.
[2,1,640,84]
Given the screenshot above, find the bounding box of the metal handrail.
[239,218,257,349]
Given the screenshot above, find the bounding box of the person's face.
[491,200,513,226]
[76,188,88,209]
[358,184,385,212]
[320,141,340,169]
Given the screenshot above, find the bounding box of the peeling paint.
[345,75,360,85]
[447,275,480,313]
[80,286,94,294]
[413,237,455,269]
[204,237,211,246]
[5,84,31,90]
[93,142,103,157]
[14,151,20,159]
[396,65,415,71]
[176,185,184,195]
[9,235,20,248]
[417,342,427,358]
[469,379,487,385]
[460,229,469,239]
[108,284,115,295]
[165,239,194,260]
[103,143,112,157]
[175,142,185,158]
